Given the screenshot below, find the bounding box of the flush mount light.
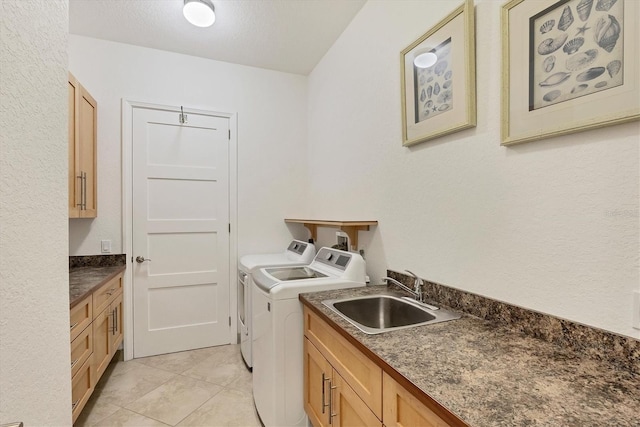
[183,0,216,28]
[413,51,438,68]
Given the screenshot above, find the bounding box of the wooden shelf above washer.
[284,219,378,251]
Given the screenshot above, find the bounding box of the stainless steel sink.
[322,294,461,334]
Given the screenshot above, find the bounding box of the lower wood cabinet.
[304,307,382,417]
[304,339,381,427]
[303,306,455,427]
[70,272,124,423]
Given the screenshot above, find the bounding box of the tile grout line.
[84,346,254,426]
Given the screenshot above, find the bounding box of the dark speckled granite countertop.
[69,265,125,308]
[300,286,640,427]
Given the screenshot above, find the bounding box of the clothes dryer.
[238,240,315,369]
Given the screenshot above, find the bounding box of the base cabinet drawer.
[93,274,122,316]
[70,295,92,342]
[70,324,93,378]
[71,354,95,423]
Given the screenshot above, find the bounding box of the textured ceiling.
[69,0,366,75]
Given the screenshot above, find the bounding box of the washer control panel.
[314,248,352,271]
[287,240,308,255]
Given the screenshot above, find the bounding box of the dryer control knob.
[325,252,333,261]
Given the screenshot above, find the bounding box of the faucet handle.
[404,270,424,301]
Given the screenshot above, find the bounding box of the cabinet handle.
[329,382,337,424]
[72,399,80,410]
[77,172,87,210]
[113,306,118,335]
[70,322,79,331]
[76,175,83,208]
[70,358,80,370]
[82,171,87,210]
[321,373,331,414]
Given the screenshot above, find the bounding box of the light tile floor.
[76,344,261,427]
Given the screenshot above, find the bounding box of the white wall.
[68,35,309,257]
[0,1,72,425]
[307,0,639,339]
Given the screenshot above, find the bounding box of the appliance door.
[238,269,252,368]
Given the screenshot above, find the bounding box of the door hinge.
[229,317,231,327]
[228,223,231,233]
[131,256,133,263]
[228,129,230,140]
[179,106,187,124]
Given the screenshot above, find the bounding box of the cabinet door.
[77,83,97,218]
[109,292,124,357]
[383,372,452,427]
[304,338,332,427]
[68,75,80,218]
[68,73,97,219]
[331,370,382,427]
[93,306,111,380]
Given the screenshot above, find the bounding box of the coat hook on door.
[179,106,188,124]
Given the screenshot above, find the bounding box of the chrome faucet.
[383,277,421,301]
[404,270,424,302]
[383,274,439,310]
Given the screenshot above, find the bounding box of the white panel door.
[132,106,230,358]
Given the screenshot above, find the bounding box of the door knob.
[136,256,151,263]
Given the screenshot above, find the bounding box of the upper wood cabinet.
[68,73,97,218]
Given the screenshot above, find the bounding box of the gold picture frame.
[400,0,476,147]
[501,0,640,146]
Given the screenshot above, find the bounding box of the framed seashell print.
[400,0,476,146]
[501,0,640,145]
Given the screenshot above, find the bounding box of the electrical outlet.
[101,240,111,254]
[633,291,640,330]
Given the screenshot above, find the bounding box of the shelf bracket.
[284,219,377,252]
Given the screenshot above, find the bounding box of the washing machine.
[251,247,366,427]
[238,240,316,369]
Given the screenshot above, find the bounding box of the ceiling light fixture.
[183,0,216,28]
[413,51,438,69]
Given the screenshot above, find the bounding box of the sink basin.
[322,294,461,334]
